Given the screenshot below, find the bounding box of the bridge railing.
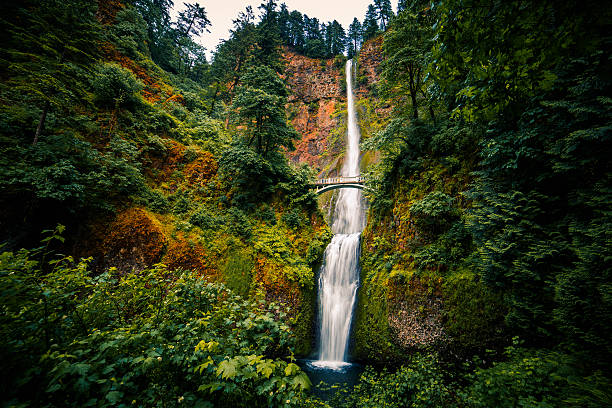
[313,176,365,186]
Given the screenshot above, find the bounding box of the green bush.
[256,204,277,225]
[142,188,171,213]
[409,191,456,234]
[228,207,252,240]
[331,354,454,408]
[190,205,224,230]
[0,229,311,407]
[282,208,304,229]
[443,271,507,351]
[92,62,143,109]
[461,342,571,408]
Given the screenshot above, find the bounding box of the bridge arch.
[314,183,365,195]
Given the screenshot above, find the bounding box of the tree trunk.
[33,100,50,145]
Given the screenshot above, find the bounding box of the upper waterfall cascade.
[313,59,365,369]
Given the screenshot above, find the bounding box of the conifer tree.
[329,20,346,56]
[374,0,394,30]
[347,18,363,57]
[231,66,298,156]
[288,10,305,50]
[363,4,380,40]
[177,2,210,37]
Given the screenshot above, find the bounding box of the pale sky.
[171,1,397,60]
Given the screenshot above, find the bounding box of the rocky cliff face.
[282,39,385,175]
[282,48,345,174]
[355,36,384,99]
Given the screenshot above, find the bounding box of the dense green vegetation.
[1,0,610,406]
[350,0,611,406]
[1,0,325,405]
[1,227,310,406]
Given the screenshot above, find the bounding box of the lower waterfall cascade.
[312,59,365,369]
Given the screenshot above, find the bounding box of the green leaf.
[256,360,276,379]
[216,359,239,380]
[106,390,123,404]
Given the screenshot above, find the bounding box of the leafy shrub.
[409,191,456,234]
[92,62,143,109]
[109,8,149,58]
[256,204,277,225]
[282,208,304,229]
[228,207,252,240]
[0,231,311,407]
[189,205,224,230]
[171,192,191,215]
[142,188,171,213]
[331,354,454,408]
[461,342,570,408]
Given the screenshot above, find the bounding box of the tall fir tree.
[347,18,363,58]
[363,4,380,40]
[374,0,394,30]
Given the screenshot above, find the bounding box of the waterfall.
[314,59,365,369]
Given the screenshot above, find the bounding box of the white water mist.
[315,60,365,368]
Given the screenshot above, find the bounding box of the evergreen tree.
[380,6,433,120]
[329,20,346,56]
[255,0,283,69]
[374,0,394,30]
[347,18,363,58]
[363,4,380,40]
[302,15,326,58]
[288,10,305,50]
[130,0,177,71]
[176,2,210,37]
[277,3,291,45]
[231,66,298,156]
[211,6,257,97]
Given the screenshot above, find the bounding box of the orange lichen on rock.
[184,152,218,187]
[163,239,217,279]
[355,35,384,98]
[145,139,186,184]
[101,207,168,273]
[281,48,346,172]
[288,99,341,169]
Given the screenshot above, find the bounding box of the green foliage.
[443,271,506,351]
[282,208,305,229]
[363,0,612,374]
[457,341,612,408]
[409,191,455,233]
[330,354,454,408]
[190,205,224,230]
[108,7,149,58]
[92,62,144,109]
[353,270,400,362]
[0,234,311,407]
[142,188,171,213]
[231,65,299,156]
[221,247,254,297]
